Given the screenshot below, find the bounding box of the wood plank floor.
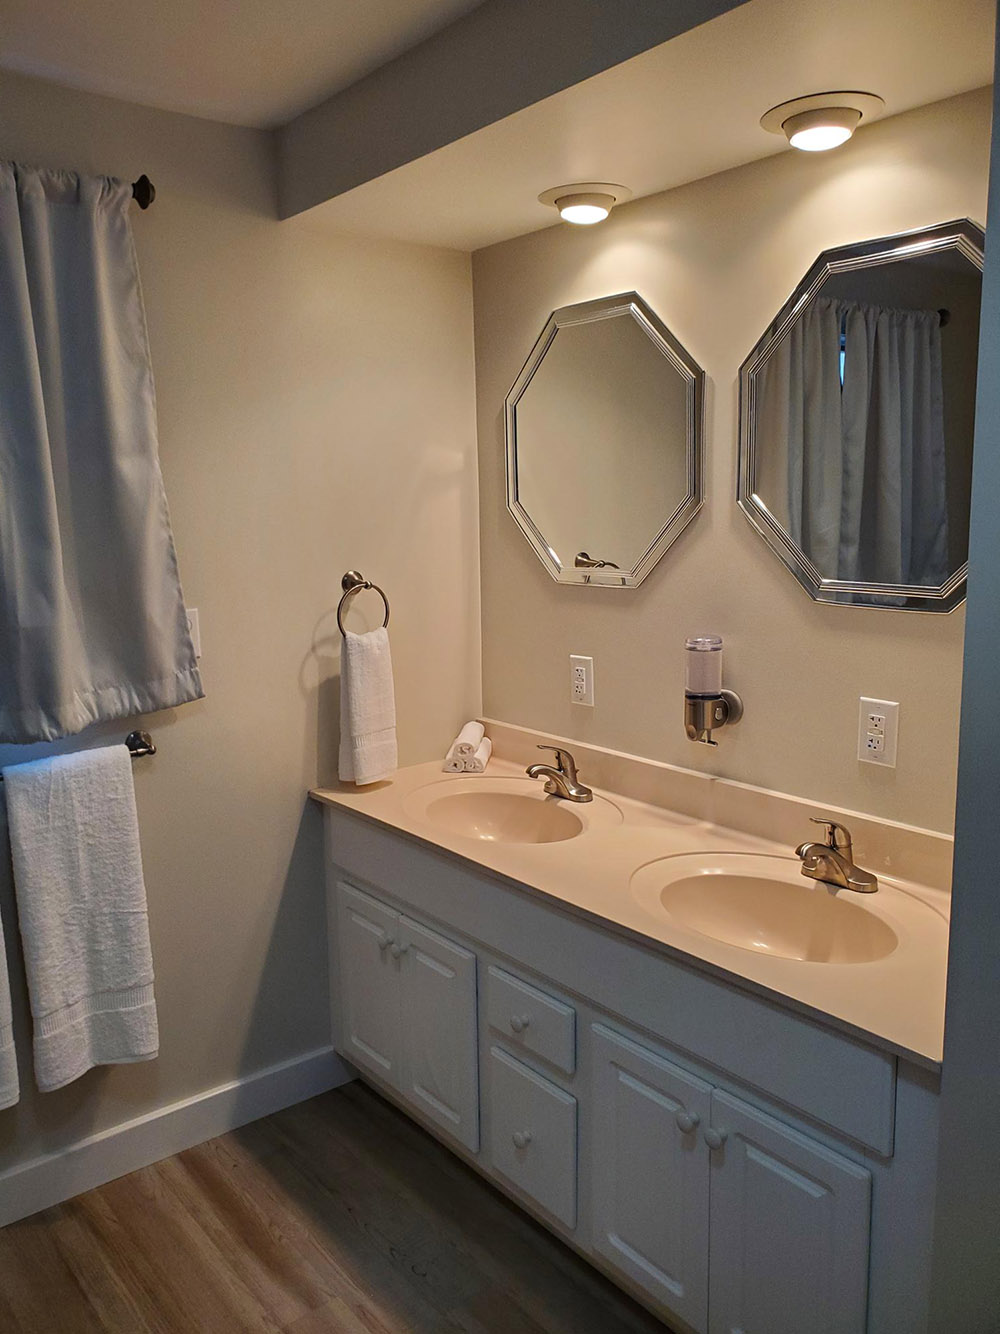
[0,1081,671,1333]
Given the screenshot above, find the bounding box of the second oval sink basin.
[631,853,899,963]
[402,776,623,844]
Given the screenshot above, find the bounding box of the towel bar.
[0,730,156,781]
[337,570,390,636]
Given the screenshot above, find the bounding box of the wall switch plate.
[186,607,202,659]
[570,655,594,706]
[858,697,898,767]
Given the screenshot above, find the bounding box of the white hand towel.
[463,737,492,773]
[442,749,465,773]
[0,909,18,1109]
[338,627,397,786]
[453,721,485,758]
[2,746,158,1093]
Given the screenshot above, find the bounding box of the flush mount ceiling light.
[760,92,885,152]
[538,182,632,225]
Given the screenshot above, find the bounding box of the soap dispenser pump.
[684,635,743,745]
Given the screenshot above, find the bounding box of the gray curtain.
[760,295,949,589]
[0,163,203,742]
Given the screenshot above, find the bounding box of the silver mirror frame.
[738,219,984,613]
[505,291,705,587]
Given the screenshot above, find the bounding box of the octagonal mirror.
[505,292,704,587]
[739,219,984,612]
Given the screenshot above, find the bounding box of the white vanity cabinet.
[335,882,479,1152]
[323,806,941,1334]
[590,1023,871,1334]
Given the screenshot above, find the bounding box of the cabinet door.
[708,1089,871,1334]
[336,883,401,1086]
[591,1025,712,1333]
[398,915,480,1152]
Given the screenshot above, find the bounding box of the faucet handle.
[536,744,576,777]
[810,817,852,852]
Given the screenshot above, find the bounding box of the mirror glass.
[739,220,983,611]
[505,292,704,586]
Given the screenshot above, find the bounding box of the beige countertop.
[312,759,950,1068]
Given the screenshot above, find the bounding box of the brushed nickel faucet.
[795,819,878,894]
[526,745,593,803]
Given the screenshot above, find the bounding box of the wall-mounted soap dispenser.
[684,635,743,745]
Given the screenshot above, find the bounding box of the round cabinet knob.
[512,1130,533,1149]
[703,1127,728,1151]
[377,932,392,952]
[675,1110,700,1135]
[509,1014,531,1034]
[389,941,408,959]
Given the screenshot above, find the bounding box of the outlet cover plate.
[858,697,898,767]
[186,607,202,659]
[570,655,594,707]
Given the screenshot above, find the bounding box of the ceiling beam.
[277,0,749,219]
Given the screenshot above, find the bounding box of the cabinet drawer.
[486,966,576,1075]
[487,1046,577,1228]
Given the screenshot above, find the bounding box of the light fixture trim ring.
[538,182,633,209]
[760,91,885,137]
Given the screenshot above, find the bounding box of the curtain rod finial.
[131,175,155,209]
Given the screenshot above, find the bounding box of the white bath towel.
[0,908,18,1109]
[2,746,159,1092]
[452,721,485,758]
[463,737,492,773]
[338,627,397,785]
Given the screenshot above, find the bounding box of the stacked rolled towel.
[443,722,492,773]
[463,737,492,773]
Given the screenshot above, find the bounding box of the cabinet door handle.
[377,931,392,952]
[509,1014,531,1034]
[512,1130,533,1149]
[390,941,409,959]
[703,1126,728,1151]
[675,1110,700,1135]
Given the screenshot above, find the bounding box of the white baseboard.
[0,1045,354,1228]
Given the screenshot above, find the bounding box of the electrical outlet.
[858,697,898,767]
[186,607,202,659]
[570,655,594,707]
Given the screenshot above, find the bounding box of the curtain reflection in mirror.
[757,297,948,594]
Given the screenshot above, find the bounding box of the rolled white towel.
[442,748,465,773]
[463,737,492,773]
[452,721,485,758]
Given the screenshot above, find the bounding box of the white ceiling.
[301,0,994,251]
[0,0,486,127]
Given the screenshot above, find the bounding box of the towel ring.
[337,570,390,636]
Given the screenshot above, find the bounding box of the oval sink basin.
[631,853,899,963]
[402,776,622,845]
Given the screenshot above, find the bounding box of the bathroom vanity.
[313,732,949,1334]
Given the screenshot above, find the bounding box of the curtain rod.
[131,175,155,209]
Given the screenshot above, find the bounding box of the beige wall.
[474,88,992,835]
[0,70,480,1167]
